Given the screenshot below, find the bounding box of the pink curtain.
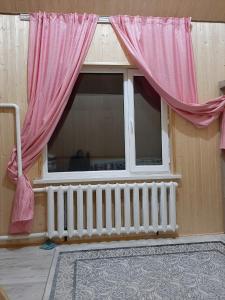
[110,16,225,148]
[7,12,98,233]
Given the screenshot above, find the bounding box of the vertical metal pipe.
[0,103,22,176]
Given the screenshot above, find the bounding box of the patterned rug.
[45,241,225,300]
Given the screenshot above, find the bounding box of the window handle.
[130,120,134,134]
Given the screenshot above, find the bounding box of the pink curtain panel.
[7,12,98,234]
[110,15,225,148]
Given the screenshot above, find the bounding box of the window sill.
[33,173,181,185]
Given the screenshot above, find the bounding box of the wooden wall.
[0,16,45,236]
[1,1,225,22]
[0,15,225,242]
[175,23,225,235]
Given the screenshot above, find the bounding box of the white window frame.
[41,66,170,182]
[127,69,170,174]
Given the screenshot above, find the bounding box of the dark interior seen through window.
[134,76,162,165]
[48,73,125,172]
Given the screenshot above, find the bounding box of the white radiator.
[34,182,178,239]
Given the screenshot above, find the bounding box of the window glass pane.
[48,73,125,172]
[134,76,162,165]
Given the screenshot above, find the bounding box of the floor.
[1,234,225,300]
[0,246,54,300]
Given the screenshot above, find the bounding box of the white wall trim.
[33,173,181,185]
[0,232,47,241]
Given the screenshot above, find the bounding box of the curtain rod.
[20,14,110,23]
[16,13,225,24]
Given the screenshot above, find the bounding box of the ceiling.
[1,0,225,22]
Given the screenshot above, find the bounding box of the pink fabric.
[7,12,98,233]
[110,15,225,148]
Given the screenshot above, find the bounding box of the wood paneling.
[192,23,225,101]
[0,0,16,13]
[173,22,225,235]
[84,24,130,66]
[0,16,27,235]
[1,1,225,22]
[0,16,44,235]
[0,16,225,242]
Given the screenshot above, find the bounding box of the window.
[43,68,170,181]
